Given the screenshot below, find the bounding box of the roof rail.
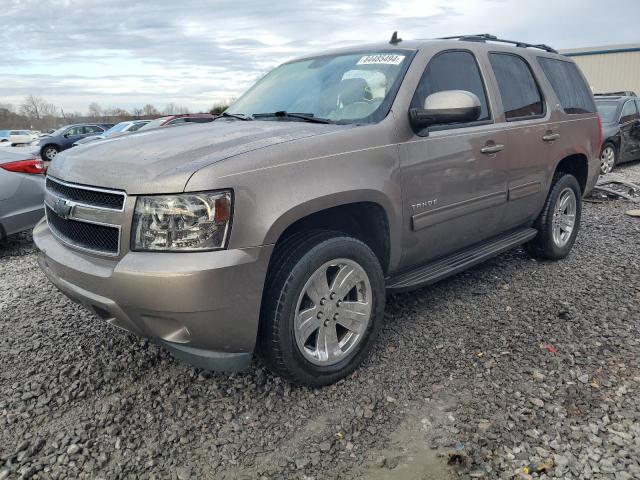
[438,34,558,54]
[594,91,637,97]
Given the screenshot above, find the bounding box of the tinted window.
[620,100,638,123]
[538,57,595,114]
[411,50,490,121]
[489,53,543,120]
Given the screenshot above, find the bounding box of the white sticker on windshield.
[357,54,405,66]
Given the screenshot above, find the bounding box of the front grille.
[46,205,119,255]
[46,177,125,210]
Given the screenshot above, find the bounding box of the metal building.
[560,44,640,95]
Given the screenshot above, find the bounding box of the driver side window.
[411,50,490,121]
[65,127,81,136]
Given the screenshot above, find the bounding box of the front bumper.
[33,219,273,371]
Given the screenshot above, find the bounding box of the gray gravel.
[1,163,640,480]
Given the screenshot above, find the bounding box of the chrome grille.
[44,177,124,256]
[46,177,125,211]
[46,206,120,255]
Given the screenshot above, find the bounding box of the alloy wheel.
[552,187,577,248]
[293,258,372,366]
[600,146,615,175]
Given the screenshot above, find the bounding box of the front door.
[620,100,640,162]
[398,50,508,269]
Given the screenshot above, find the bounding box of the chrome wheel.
[552,187,577,248]
[600,146,615,174]
[294,258,372,366]
[44,147,57,161]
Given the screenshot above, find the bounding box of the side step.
[386,227,537,293]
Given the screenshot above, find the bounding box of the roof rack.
[438,34,558,54]
[594,91,637,97]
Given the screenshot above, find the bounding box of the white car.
[0,130,35,146]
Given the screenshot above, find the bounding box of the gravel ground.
[1,163,639,480]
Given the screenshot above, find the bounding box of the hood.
[48,120,347,194]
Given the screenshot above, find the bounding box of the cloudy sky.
[2,0,639,114]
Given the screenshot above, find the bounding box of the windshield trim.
[228,48,418,126]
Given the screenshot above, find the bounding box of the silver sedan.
[0,150,45,241]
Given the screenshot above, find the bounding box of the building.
[560,44,640,95]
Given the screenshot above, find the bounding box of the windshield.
[103,122,131,137]
[50,126,68,137]
[227,50,414,124]
[138,117,172,131]
[596,101,620,123]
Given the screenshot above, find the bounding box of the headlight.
[132,191,232,251]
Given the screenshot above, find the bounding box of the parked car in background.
[0,130,36,146]
[36,124,113,162]
[595,93,640,174]
[137,113,215,131]
[35,34,600,386]
[72,120,151,147]
[0,149,45,241]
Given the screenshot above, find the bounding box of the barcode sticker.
[357,54,405,66]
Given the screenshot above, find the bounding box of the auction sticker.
[357,54,405,65]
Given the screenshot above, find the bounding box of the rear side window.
[537,57,596,114]
[620,100,638,123]
[489,53,544,120]
[411,50,490,121]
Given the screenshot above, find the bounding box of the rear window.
[537,57,596,114]
[488,53,544,120]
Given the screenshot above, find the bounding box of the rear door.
[486,52,550,229]
[398,49,509,268]
[619,100,640,162]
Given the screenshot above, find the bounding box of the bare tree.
[131,107,144,118]
[142,104,159,117]
[20,95,57,119]
[210,102,230,115]
[88,102,102,120]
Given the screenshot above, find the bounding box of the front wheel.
[42,145,59,161]
[526,173,582,260]
[600,143,617,175]
[258,231,385,386]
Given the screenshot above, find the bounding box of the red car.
[138,113,216,131]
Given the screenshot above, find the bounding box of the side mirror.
[409,90,481,130]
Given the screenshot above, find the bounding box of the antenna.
[389,31,402,45]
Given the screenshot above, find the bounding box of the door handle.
[480,144,504,154]
[542,133,560,142]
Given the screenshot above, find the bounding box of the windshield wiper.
[252,111,334,124]
[214,112,252,121]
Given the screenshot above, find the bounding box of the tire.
[600,142,617,175]
[41,145,59,161]
[258,230,385,386]
[526,173,582,260]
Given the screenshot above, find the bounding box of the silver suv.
[34,34,600,386]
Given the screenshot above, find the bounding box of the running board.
[386,228,537,293]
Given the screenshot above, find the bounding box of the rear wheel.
[600,143,617,175]
[258,231,385,386]
[42,145,58,161]
[526,173,582,260]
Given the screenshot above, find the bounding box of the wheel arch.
[264,192,396,275]
[553,153,589,194]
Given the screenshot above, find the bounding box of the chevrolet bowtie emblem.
[52,198,73,220]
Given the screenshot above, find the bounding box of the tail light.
[0,158,45,175]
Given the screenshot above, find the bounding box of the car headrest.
[338,78,373,105]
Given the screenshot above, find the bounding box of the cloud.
[1,0,639,112]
